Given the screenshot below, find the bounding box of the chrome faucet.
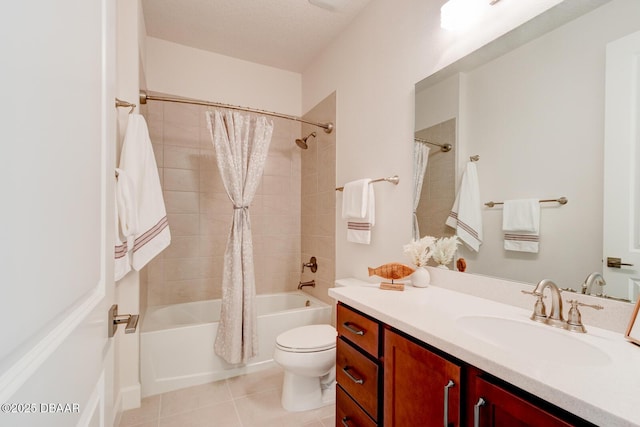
[530,279,565,328]
[298,280,316,290]
[581,272,606,295]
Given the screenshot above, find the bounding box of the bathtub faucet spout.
[298,280,316,290]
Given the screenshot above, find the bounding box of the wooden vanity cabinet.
[335,303,593,427]
[384,328,461,427]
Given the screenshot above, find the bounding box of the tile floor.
[119,366,335,427]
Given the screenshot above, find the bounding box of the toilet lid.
[276,324,336,353]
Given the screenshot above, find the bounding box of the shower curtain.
[412,142,430,240]
[207,110,273,364]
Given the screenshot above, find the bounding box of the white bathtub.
[140,291,332,397]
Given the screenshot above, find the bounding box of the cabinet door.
[472,377,574,427]
[384,329,461,427]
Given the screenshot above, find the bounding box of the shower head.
[295,132,317,149]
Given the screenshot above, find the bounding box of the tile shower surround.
[300,92,336,306]
[141,99,303,306]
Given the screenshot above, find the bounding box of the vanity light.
[440,0,502,31]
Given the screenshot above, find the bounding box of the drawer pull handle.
[343,322,365,336]
[341,416,353,427]
[443,379,455,427]
[474,397,486,427]
[342,366,364,385]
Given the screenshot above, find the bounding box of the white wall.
[145,37,302,116]
[302,0,564,280]
[415,73,459,132]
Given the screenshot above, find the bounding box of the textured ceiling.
[141,0,373,73]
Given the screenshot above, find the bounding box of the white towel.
[445,162,482,251]
[114,169,138,281]
[119,114,171,270]
[341,179,375,244]
[503,199,540,253]
[114,203,130,281]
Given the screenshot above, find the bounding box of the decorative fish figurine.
[368,263,415,281]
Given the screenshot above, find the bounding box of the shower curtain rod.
[139,91,334,134]
[414,137,452,152]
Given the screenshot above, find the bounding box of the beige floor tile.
[233,388,289,427]
[120,422,158,427]
[234,388,328,427]
[160,379,233,417]
[281,404,335,427]
[320,415,335,427]
[120,395,161,427]
[313,404,335,420]
[158,401,240,427]
[123,366,331,427]
[226,366,284,398]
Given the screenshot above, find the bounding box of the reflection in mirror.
[414,0,640,302]
[413,121,456,254]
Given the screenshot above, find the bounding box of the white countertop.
[329,283,640,427]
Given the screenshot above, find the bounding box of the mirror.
[414,0,640,302]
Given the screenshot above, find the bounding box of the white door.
[603,30,640,303]
[0,1,117,426]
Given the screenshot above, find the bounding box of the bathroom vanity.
[330,280,640,427]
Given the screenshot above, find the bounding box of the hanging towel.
[341,179,375,244]
[503,199,540,253]
[445,162,482,251]
[114,204,130,281]
[114,169,138,281]
[119,114,171,270]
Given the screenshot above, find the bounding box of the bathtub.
[140,291,332,397]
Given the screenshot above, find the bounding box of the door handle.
[108,304,139,337]
[607,257,634,268]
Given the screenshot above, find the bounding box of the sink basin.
[455,316,611,367]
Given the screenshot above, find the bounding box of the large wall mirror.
[414,0,640,302]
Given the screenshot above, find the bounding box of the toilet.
[273,324,337,412]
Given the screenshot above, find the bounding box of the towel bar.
[485,197,568,208]
[336,175,399,192]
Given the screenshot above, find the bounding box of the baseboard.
[120,383,142,411]
[112,391,122,427]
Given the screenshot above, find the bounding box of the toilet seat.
[276,324,336,353]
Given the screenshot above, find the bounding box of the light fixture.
[440,0,501,32]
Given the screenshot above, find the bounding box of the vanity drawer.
[337,385,377,427]
[336,337,379,420]
[337,304,379,357]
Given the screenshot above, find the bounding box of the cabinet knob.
[341,416,352,427]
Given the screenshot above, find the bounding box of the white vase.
[411,266,430,288]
